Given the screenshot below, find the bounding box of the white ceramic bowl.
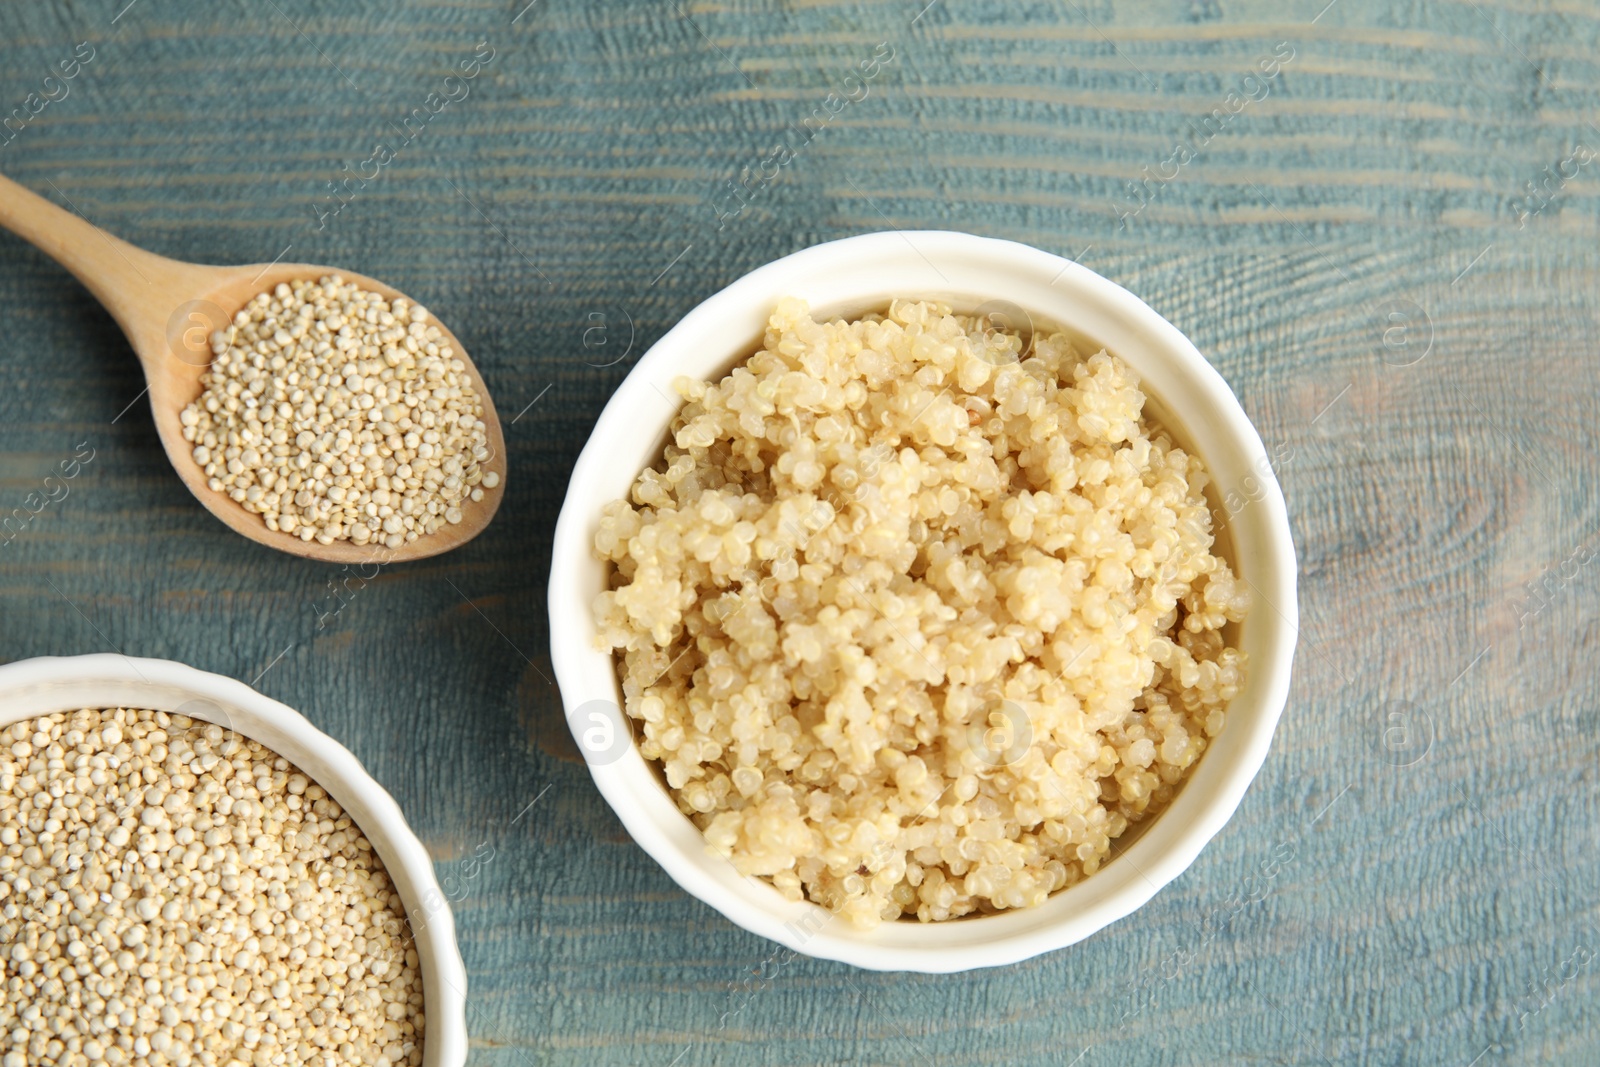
[548,231,1298,973]
[0,654,468,1063]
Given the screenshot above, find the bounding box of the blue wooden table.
[2,1,1597,1063]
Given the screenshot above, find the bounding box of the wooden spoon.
[0,172,506,563]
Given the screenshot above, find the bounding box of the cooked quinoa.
[593,298,1249,928]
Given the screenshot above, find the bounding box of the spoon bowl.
[0,173,506,563]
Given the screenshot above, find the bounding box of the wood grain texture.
[1,0,1597,1063]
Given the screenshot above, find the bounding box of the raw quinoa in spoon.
[0,172,506,563]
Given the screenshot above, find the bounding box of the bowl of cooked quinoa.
[0,654,467,1065]
[549,231,1297,972]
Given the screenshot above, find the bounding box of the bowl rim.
[0,653,468,1064]
[548,229,1298,972]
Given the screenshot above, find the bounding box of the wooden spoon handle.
[0,170,212,357]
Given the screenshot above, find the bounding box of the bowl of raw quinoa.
[0,654,467,1065]
[549,231,1297,972]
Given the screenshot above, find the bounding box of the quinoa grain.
[181,276,495,548]
[0,708,424,1066]
[594,298,1249,927]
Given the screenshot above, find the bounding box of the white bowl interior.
[0,655,467,1065]
[549,231,1297,972]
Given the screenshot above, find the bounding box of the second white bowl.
[549,231,1298,973]
[0,654,468,1064]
